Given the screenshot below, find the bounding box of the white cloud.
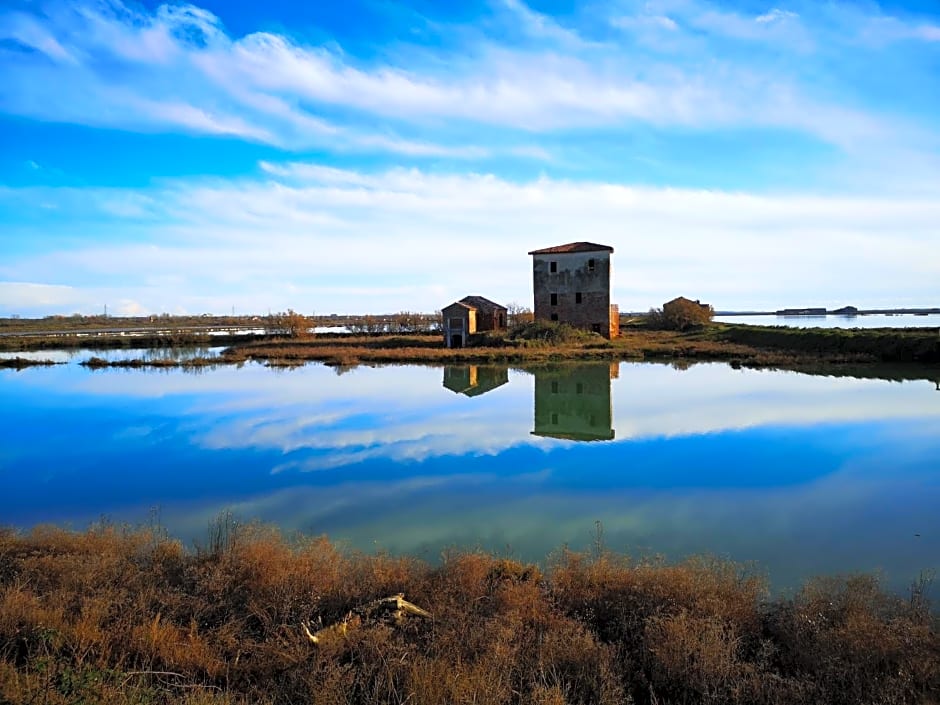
[611,14,679,32]
[2,166,939,315]
[755,9,799,25]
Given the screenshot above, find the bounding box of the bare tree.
[267,309,313,338]
[506,302,534,327]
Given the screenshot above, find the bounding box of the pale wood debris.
[302,593,431,644]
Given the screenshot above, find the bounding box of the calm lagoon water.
[1,358,938,594]
[715,313,940,329]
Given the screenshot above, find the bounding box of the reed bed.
[0,521,936,705]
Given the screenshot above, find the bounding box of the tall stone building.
[528,242,619,338]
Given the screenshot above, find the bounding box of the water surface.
[716,313,940,329]
[1,359,937,595]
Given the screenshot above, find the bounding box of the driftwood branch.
[302,593,431,644]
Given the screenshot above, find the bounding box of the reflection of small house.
[531,362,617,441]
[442,296,508,349]
[529,242,619,338]
[442,365,509,397]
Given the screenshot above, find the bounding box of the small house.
[442,295,508,348]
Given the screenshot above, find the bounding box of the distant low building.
[664,296,710,311]
[442,295,508,348]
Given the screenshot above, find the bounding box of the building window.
[551,313,559,321]
[576,382,583,394]
[551,413,558,425]
[575,292,582,304]
[588,258,595,272]
[550,293,558,306]
[550,261,557,273]
[551,381,559,393]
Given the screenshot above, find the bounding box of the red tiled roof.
[459,295,507,312]
[528,242,614,255]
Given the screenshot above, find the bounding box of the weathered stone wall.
[532,251,614,337]
[441,304,476,348]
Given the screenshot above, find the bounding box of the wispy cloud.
[1,0,935,153]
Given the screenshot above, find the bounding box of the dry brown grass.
[0,523,936,705]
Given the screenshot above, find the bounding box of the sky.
[0,0,938,316]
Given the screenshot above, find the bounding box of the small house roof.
[528,242,614,255]
[458,295,507,312]
[664,296,710,309]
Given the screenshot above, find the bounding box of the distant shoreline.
[716,308,940,316]
[3,322,938,374]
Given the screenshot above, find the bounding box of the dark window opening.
[575,292,582,304]
[588,258,595,271]
[550,313,559,321]
[591,323,601,333]
[551,413,558,425]
[550,293,558,306]
[550,261,557,273]
[551,381,559,393]
[576,383,583,394]
[450,334,463,347]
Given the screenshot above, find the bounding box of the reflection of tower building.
[442,365,509,397]
[531,363,617,441]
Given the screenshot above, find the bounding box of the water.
[1,359,938,595]
[0,345,225,363]
[716,313,940,329]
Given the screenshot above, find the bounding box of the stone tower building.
[528,242,619,338]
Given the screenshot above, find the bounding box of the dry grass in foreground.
[0,521,937,705]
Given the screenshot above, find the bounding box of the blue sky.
[0,0,938,315]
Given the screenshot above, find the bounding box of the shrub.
[266,310,312,339]
[508,320,600,345]
[647,298,715,330]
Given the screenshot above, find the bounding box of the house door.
[451,334,463,348]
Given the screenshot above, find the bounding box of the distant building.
[528,242,619,338]
[664,296,710,311]
[442,365,509,397]
[441,295,508,348]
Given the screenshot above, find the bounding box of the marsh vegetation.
[0,521,936,705]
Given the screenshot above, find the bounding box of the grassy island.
[217,320,940,372]
[2,316,939,378]
[0,522,936,705]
